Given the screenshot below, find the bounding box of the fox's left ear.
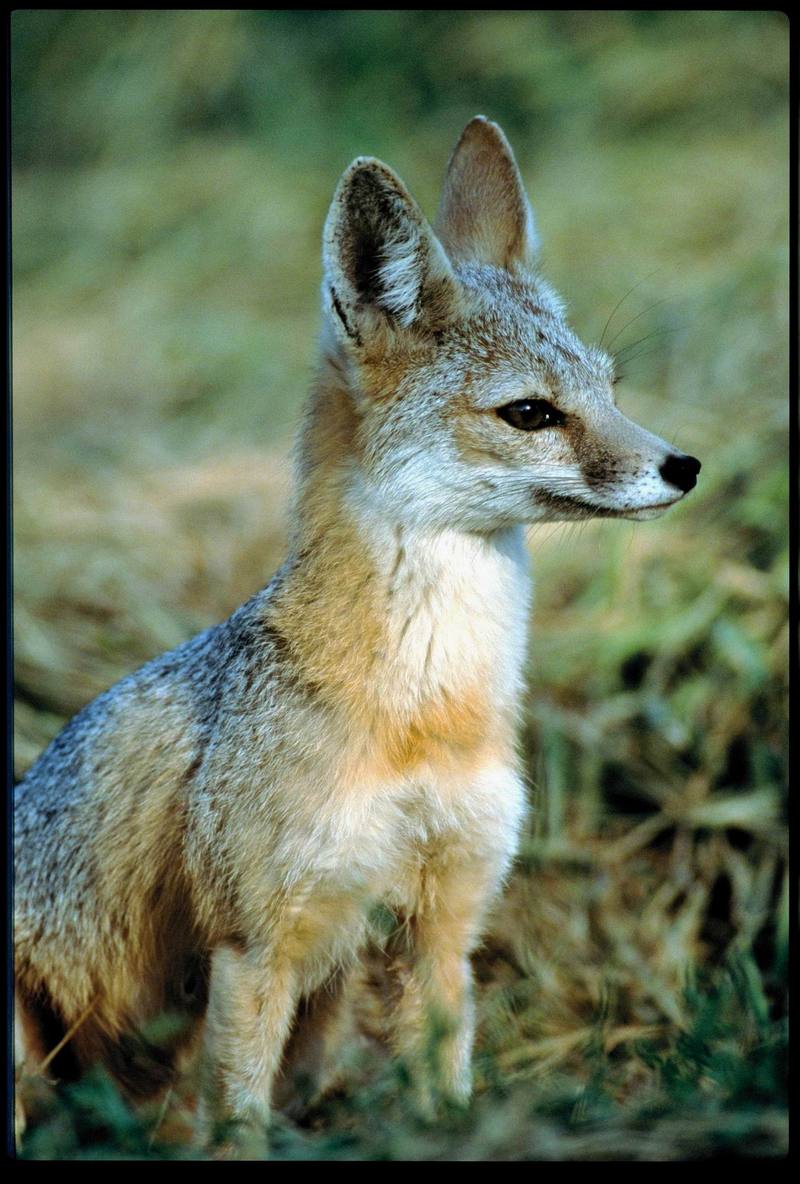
[435,116,538,271]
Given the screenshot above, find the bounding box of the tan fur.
[15,116,699,1147]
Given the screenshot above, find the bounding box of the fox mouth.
[533,490,681,520]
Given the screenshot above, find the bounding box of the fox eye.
[496,399,565,431]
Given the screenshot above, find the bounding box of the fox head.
[318,115,700,533]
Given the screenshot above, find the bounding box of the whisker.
[614,327,678,364]
[598,267,665,350]
[614,340,676,370]
[604,296,674,352]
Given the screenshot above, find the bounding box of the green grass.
[18,950,788,1160]
[13,10,788,1159]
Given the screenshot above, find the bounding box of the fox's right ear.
[435,116,538,271]
[323,157,459,348]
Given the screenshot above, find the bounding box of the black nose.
[659,453,701,493]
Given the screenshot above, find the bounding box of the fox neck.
[269,364,532,773]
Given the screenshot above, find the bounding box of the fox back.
[15,116,699,1143]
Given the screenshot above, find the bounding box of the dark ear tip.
[335,156,412,206]
[341,156,390,182]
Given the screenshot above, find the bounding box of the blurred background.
[13,10,788,1160]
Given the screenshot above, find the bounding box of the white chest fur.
[352,508,533,717]
[283,517,532,908]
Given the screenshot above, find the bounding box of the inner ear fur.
[435,115,538,271]
[323,157,458,344]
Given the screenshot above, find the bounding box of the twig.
[37,997,98,1076]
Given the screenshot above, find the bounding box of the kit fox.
[15,116,700,1141]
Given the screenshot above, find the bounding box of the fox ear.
[435,116,538,270]
[323,157,458,346]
